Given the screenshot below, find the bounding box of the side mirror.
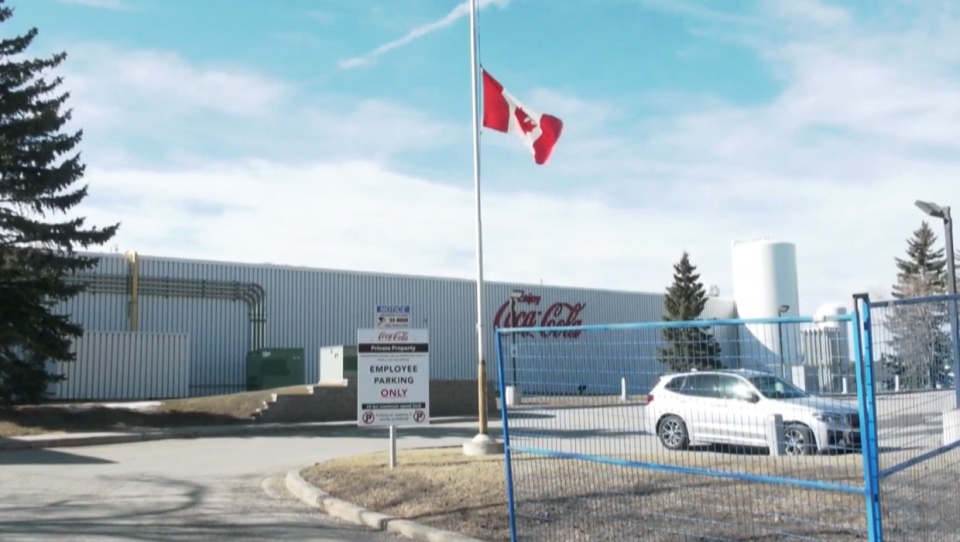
[746,392,760,403]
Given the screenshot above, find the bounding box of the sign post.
[357,328,430,468]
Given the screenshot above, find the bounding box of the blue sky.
[9,0,960,314]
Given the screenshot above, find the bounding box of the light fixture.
[915,200,946,219]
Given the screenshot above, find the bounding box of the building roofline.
[83,251,738,300]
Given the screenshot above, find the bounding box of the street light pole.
[507,289,524,405]
[778,304,789,380]
[510,296,518,385]
[915,200,960,406]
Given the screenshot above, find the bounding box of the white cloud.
[57,44,458,164]
[337,0,511,69]
[74,160,743,290]
[64,44,289,121]
[767,0,850,27]
[632,0,767,28]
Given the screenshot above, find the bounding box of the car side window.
[665,376,684,391]
[717,375,749,400]
[681,374,721,398]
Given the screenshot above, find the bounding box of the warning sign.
[356,328,430,427]
[375,304,411,329]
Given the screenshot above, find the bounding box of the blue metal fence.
[494,296,960,541]
[496,313,881,541]
[860,293,960,541]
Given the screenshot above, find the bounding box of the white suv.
[645,369,861,456]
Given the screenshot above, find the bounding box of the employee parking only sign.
[356,328,430,427]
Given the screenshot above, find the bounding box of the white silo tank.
[731,239,801,373]
[813,304,846,330]
[804,303,852,392]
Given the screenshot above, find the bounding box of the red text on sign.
[378,331,409,341]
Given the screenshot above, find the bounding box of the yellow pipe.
[126,250,139,331]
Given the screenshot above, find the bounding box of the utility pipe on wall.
[67,272,267,351]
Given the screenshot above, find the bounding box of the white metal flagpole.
[464,0,502,456]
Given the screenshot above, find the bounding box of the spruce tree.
[657,251,722,372]
[892,221,945,298]
[0,2,119,405]
[886,222,950,389]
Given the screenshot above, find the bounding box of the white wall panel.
[50,331,190,400]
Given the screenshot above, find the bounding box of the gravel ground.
[509,452,869,541]
[301,444,960,542]
[509,452,960,541]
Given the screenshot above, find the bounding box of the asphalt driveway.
[0,422,502,541]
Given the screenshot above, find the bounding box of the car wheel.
[783,424,815,456]
[658,415,689,450]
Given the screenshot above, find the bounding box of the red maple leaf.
[514,107,537,134]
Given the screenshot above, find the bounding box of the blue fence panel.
[496,313,880,542]
[863,293,960,541]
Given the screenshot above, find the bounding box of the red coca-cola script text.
[378,331,409,341]
[492,295,586,339]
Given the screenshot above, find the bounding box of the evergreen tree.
[0,2,119,405]
[886,222,950,389]
[657,251,722,372]
[892,221,945,298]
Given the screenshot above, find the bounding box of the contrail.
[338,0,510,69]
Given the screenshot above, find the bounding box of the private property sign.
[356,328,430,427]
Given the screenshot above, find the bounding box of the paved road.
[0,421,503,542]
[1,394,949,542]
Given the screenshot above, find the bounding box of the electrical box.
[319,345,358,384]
[245,348,306,391]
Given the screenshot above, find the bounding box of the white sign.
[357,328,430,427]
[375,304,411,328]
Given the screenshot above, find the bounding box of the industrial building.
[46,238,848,401]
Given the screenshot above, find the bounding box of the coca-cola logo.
[378,331,409,341]
[493,294,586,339]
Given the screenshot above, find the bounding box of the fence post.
[766,414,784,456]
[621,378,627,402]
[853,293,883,541]
[495,328,519,542]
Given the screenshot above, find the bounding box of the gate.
[495,312,883,541]
[858,292,960,541]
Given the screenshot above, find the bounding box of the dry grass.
[158,385,312,417]
[303,447,511,541]
[301,447,877,542]
[0,385,313,437]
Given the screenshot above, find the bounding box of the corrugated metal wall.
[56,252,739,397]
[50,331,190,400]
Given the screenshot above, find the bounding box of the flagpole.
[464,0,503,456]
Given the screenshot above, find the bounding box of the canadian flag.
[482,69,563,165]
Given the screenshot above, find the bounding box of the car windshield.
[748,374,809,399]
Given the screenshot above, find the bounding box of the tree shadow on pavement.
[0,447,115,465]
[0,473,388,542]
[0,407,252,438]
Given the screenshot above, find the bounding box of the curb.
[0,416,482,452]
[285,470,486,542]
